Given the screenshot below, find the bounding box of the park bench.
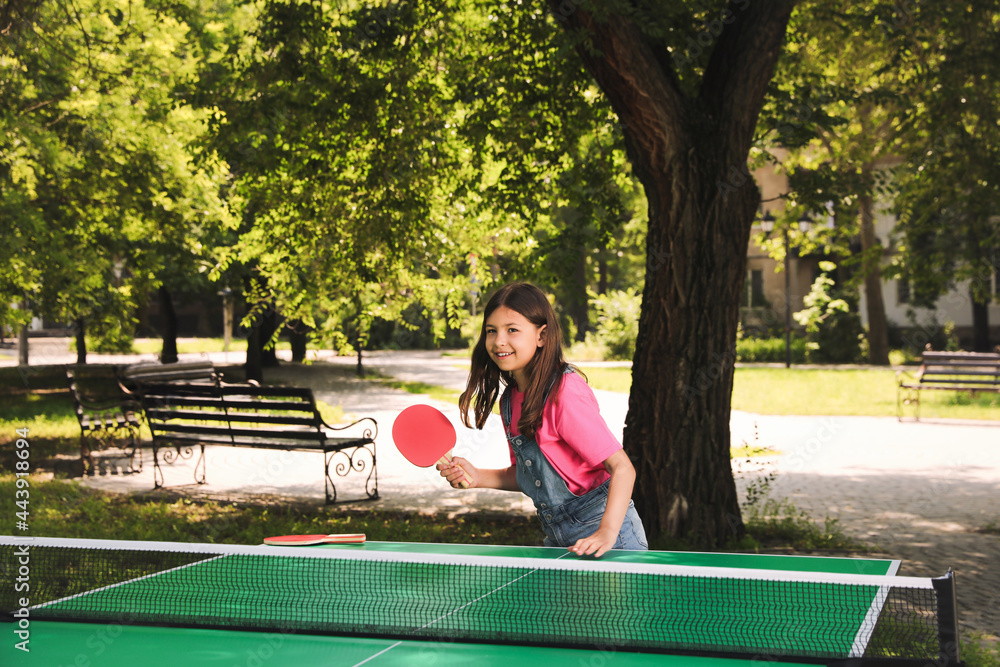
[118,360,221,389]
[897,349,1000,420]
[68,361,222,475]
[134,380,378,504]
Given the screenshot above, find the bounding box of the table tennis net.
[2,537,959,665]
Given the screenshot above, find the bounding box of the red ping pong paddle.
[263,533,366,546]
[392,404,472,488]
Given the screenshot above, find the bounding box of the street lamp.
[759,213,811,368]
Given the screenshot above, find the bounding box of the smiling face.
[484,306,546,391]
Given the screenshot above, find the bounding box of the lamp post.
[760,213,811,368]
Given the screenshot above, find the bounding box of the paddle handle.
[438,453,471,489]
[263,533,366,546]
[321,533,366,544]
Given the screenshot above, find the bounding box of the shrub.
[793,262,864,364]
[736,336,807,363]
[588,289,641,361]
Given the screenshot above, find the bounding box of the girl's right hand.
[437,456,477,488]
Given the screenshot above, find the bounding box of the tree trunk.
[549,1,795,547]
[970,289,990,352]
[597,249,608,295]
[625,137,757,548]
[222,291,234,352]
[245,318,263,383]
[570,253,588,342]
[159,285,179,364]
[260,308,279,368]
[289,322,307,363]
[75,317,87,365]
[858,181,890,365]
[18,324,29,366]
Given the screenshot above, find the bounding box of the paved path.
[5,341,998,640]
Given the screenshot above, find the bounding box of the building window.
[744,269,766,308]
[897,280,911,305]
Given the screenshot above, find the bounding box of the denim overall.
[500,371,647,550]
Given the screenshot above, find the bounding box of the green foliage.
[961,637,1000,667]
[736,336,807,363]
[889,316,961,356]
[198,0,653,358]
[762,1,1000,354]
[742,497,860,551]
[0,0,236,353]
[210,1,482,353]
[888,3,1000,322]
[586,289,641,361]
[793,263,864,364]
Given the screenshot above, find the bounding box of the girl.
[438,282,647,557]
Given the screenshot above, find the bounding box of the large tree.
[0,0,233,362]
[538,1,795,546]
[891,2,1000,351]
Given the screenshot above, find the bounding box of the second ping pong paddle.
[263,534,366,546]
[392,404,472,488]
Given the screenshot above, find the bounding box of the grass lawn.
[131,337,249,354]
[581,365,998,420]
[372,375,462,403]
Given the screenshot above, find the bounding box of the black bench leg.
[324,464,337,504]
[152,444,164,490]
[325,445,378,504]
[122,426,142,475]
[194,444,206,485]
[152,443,207,490]
[897,386,920,421]
[366,457,379,501]
[80,432,95,476]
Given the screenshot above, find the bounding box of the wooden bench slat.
[917,378,1000,385]
[219,398,315,412]
[146,409,317,427]
[217,385,314,399]
[922,366,998,375]
[153,421,325,440]
[140,387,223,399]
[121,361,217,378]
[144,395,314,413]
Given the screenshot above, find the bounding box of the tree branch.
[545,1,688,173]
[701,0,797,156]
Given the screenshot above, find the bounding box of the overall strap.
[500,385,513,433]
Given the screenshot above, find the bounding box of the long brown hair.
[459,282,568,438]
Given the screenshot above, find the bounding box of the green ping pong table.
[2,539,956,666]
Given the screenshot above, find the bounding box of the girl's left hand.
[568,526,618,558]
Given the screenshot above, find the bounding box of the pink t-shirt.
[507,372,621,495]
